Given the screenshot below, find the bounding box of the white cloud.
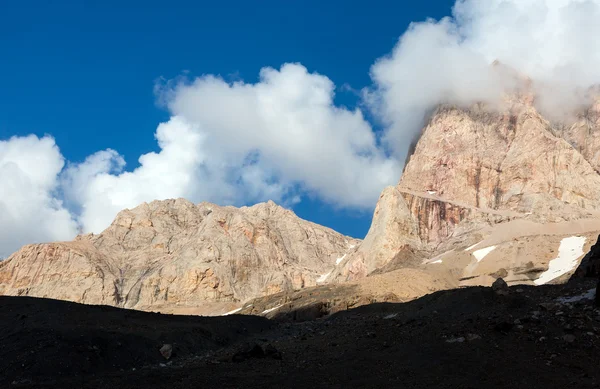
[369,0,600,159]
[62,117,217,233]
[63,63,400,233]
[0,135,78,257]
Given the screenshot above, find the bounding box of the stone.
[159,344,173,360]
[263,344,282,360]
[492,278,509,295]
[466,333,482,341]
[446,337,465,343]
[563,334,576,343]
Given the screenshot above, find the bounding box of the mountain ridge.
[0,198,359,315]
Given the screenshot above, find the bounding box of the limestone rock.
[329,187,420,281]
[0,199,358,314]
[333,98,600,284]
[400,104,600,217]
[160,344,173,360]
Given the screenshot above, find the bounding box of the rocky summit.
[0,199,358,315]
[329,95,600,291]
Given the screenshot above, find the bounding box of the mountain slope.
[330,97,600,285]
[0,199,358,314]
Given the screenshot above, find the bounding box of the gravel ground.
[3,280,600,388]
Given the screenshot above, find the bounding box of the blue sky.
[0,0,455,243]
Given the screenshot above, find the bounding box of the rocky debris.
[563,334,576,343]
[446,333,481,343]
[0,199,359,313]
[0,295,273,387]
[160,344,173,360]
[445,336,465,343]
[238,267,456,322]
[229,343,282,362]
[5,279,600,388]
[466,333,482,341]
[492,278,509,295]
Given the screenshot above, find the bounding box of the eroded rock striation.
[331,96,600,285]
[0,199,358,314]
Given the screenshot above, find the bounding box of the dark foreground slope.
[0,297,273,387]
[3,280,600,388]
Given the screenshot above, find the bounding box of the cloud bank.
[371,0,600,160]
[3,0,600,256]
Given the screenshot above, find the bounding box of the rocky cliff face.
[0,199,358,314]
[331,97,600,284]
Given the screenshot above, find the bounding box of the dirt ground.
[3,280,600,389]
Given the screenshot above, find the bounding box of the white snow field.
[534,236,587,285]
[222,307,242,316]
[317,271,332,283]
[261,304,283,314]
[473,246,496,262]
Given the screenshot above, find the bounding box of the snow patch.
[317,271,332,283]
[261,304,283,315]
[222,307,242,316]
[465,242,481,252]
[336,254,347,265]
[423,249,454,265]
[534,236,587,286]
[556,288,596,304]
[383,313,398,319]
[473,246,496,262]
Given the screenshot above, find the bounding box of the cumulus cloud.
[62,118,214,233]
[63,64,400,233]
[0,135,78,256]
[369,0,600,160]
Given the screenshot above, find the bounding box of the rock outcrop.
[573,234,600,279]
[0,199,358,314]
[331,97,600,285]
